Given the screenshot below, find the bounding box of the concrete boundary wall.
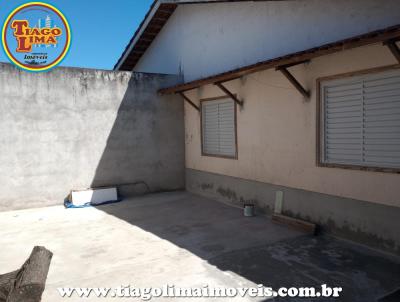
[186,168,400,256]
[0,63,184,211]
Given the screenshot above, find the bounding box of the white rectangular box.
[71,187,118,206]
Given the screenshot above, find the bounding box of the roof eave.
[158,24,400,94]
[114,0,163,71]
[114,0,293,71]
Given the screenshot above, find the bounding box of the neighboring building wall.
[134,0,400,81]
[0,64,184,211]
[184,43,400,254]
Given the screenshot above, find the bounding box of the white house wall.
[134,0,400,81]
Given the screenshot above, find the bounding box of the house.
[115,0,400,254]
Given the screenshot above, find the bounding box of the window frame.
[316,64,400,174]
[200,95,238,160]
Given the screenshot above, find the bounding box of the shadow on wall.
[88,68,400,302]
[90,73,185,197]
[0,64,184,211]
[87,70,400,302]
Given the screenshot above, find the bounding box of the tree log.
[0,246,53,302]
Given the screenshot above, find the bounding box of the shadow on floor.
[95,192,400,302]
[86,73,400,300]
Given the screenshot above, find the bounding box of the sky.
[0,0,154,70]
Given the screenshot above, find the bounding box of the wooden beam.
[141,33,158,38]
[272,214,317,235]
[134,45,150,51]
[178,92,200,112]
[147,24,164,30]
[276,60,310,70]
[151,17,168,23]
[144,28,161,35]
[157,9,175,14]
[215,82,243,106]
[129,50,145,54]
[277,67,310,98]
[385,40,400,63]
[155,11,174,19]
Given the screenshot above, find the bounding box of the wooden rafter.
[276,66,310,98]
[215,82,243,106]
[277,60,310,70]
[157,9,175,14]
[115,2,177,71]
[151,17,168,23]
[178,92,200,112]
[385,39,400,63]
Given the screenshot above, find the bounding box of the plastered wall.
[184,43,400,208]
[0,64,184,211]
[135,0,400,81]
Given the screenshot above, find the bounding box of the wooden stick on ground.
[0,246,53,302]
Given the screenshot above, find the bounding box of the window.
[318,66,400,172]
[201,97,237,158]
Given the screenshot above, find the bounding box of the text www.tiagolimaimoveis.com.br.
[57,284,343,300]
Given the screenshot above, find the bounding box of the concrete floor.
[0,191,399,301]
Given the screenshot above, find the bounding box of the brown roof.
[158,24,400,94]
[114,0,292,71]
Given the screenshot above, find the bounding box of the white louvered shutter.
[320,68,400,169]
[202,98,236,157]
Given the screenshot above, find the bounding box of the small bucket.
[244,204,255,217]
